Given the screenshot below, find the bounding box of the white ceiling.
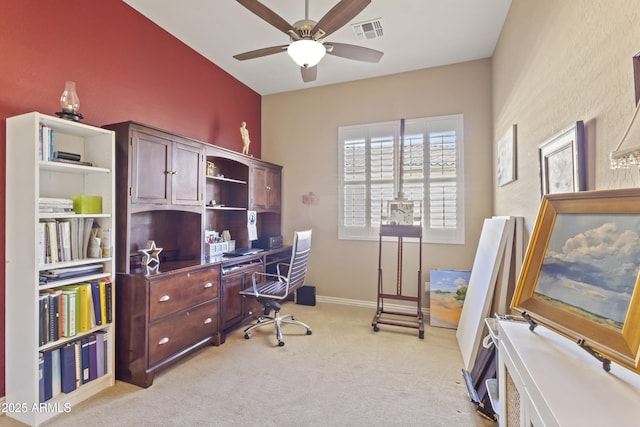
[123,0,512,95]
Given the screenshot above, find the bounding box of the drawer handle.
[158,337,170,345]
[159,295,171,302]
[204,282,213,288]
[204,317,212,324]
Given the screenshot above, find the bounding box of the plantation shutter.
[339,114,464,243]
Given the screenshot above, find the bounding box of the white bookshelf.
[5,112,116,426]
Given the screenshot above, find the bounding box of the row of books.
[39,123,56,162]
[39,124,92,166]
[39,279,112,346]
[39,331,109,403]
[39,218,97,265]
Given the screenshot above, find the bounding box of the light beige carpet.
[5,303,496,427]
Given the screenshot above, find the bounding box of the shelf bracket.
[577,338,611,372]
[521,311,538,331]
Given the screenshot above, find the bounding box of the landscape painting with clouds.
[534,213,640,331]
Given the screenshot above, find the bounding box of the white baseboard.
[315,295,429,317]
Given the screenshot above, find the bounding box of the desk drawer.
[149,267,219,322]
[148,300,219,367]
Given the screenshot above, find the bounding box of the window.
[338,114,464,243]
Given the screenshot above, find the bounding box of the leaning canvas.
[429,269,471,329]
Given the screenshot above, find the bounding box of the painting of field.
[429,269,471,329]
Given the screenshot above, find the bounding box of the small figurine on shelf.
[55,81,84,121]
[139,240,163,267]
[240,121,251,155]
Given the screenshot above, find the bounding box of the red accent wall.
[0,0,262,396]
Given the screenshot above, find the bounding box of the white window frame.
[338,114,465,244]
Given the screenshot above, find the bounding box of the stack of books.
[39,197,74,214]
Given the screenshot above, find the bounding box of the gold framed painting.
[512,188,640,373]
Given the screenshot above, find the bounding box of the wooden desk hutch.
[104,121,288,388]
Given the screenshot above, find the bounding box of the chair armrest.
[249,271,282,295]
[276,262,290,277]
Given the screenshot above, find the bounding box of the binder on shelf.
[51,348,62,397]
[87,334,98,382]
[81,337,90,384]
[78,284,93,332]
[45,289,62,342]
[60,286,79,337]
[95,331,107,378]
[42,350,53,402]
[99,280,107,325]
[90,282,102,326]
[103,279,113,323]
[59,343,76,393]
[38,352,45,403]
[40,263,103,280]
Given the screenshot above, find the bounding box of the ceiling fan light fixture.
[287,39,326,68]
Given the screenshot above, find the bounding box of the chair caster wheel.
[373,325,379,332]
[278,341,285,347]
[306,330,312,335]
[244,333,251,339]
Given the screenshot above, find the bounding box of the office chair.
[240,230,313,346]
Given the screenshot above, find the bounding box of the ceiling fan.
[233,0,384,83]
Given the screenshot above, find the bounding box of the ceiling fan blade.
[325,42,383,63]
[301,65,317,83]
[311,0,371,39]
[233,45,288,61]
[236,0,295,35]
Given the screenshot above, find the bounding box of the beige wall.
[261,60,494,306]
[493,0,640,231]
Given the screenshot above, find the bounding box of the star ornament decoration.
[139,240,163,267]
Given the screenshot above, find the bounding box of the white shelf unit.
[5,112,116,426]
[497,320,640,426]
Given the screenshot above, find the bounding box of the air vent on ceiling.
[351,19,383,41]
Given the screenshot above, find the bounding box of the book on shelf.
[54,151,81,161]
[45,221,59,264]
[38,222,46,266]
[39,293,49,346]
[39,123,55,161]
[74,341,82,390]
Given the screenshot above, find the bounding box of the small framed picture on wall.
[538,121,585,195]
